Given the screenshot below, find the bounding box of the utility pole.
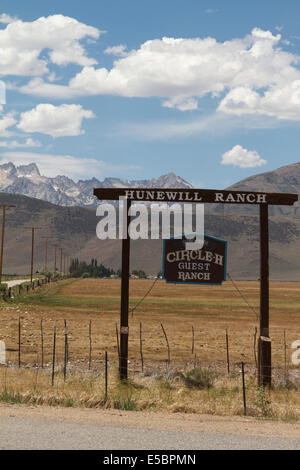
[53,244,58,275]
[42,237,52,280]
[63,253,66,275]
[59,248,63,277]
[24,227,42,284]
[0,204,16,284]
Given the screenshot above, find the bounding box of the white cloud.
[0,112,17,136]
[218,81,300,120]
[0,151,140,180]
[0,80,5,104]
[0,14,101,77]
[19,77,84,99]
[6,21,300,122]
[104,44,128,57]
[17,103,95,137]
[221,145,266,168]
[0,137,41,148]
[0,13,18,24]
[19,27,299,118]
[162,96,198,111]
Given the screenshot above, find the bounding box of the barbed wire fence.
[0,278,300,418]
[1,314,300,397]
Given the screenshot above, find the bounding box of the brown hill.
[0,192,97,275]
[1,191,300,280]
[226,161,300,218]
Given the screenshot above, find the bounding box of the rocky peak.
[0,162,193,207]
[16,163,40,177]
[0,161,17,175]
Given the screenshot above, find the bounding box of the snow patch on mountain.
[0,163,193,207]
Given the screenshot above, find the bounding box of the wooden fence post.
[192,325,195,355]
[40,319,44,369]
[226,328,230,374]
[161,323,170,367]
[194,354,197,369]
[51,326,56,386]
[258,336,271,388]
[116,323,120,371]
[140,321,144,372]
[284,329,288,384]
[88,320,92,370]
[253,326,258,371]
[64,320,68,381]
[241,362,247,416]
[105,351,108,402]
[18,317,21,368]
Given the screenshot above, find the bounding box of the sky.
[1,0,300,188]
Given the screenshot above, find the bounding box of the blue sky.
[1,0,300,188]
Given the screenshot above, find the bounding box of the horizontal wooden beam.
[93,187,298,206]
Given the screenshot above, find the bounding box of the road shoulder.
[0,403,300,439]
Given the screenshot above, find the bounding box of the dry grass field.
[0,277,300,368]
[0,278,300,420]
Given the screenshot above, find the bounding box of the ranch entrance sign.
[94,187,298,387]
[163,235,227,285]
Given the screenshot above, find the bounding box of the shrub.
[0,283,7,294]
[254,386,273,417]
[182,368,215,390]
[0,391,24,404]
[113,396,137,411]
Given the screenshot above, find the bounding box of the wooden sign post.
[94,187,298,385]
[258,204,271,387]
[120,198,131,380]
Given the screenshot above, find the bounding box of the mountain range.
[1,161,300,218]
[0,159,300,279]
[0,162,192,207]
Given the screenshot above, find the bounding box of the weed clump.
[254,387,273,417]
[113,396,137,411]
[181,368,215,390]
[0,390,24,404]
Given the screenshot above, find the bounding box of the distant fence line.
[0,275,69,300]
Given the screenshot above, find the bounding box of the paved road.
[0,416,300,450]
[3,277,38,289]
[4,278,36,288]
